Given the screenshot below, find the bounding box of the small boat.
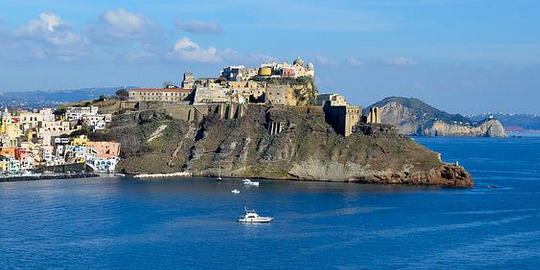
[231,179,240,194]
[487,185,500,189]
[238,208,273,223]
[242,179,259,186]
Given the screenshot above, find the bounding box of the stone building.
[292,57,315,78]
[129,87,192,102]
[366,107,381,124]
[182,72,195,89]
[323,101,363,137]
[265,86,297,106]
[317,94,348,106]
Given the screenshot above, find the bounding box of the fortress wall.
[162,104,248,124]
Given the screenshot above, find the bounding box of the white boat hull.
[238,217,273,223]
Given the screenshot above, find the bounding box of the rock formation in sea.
[89,105,474,187]
[366,97,507,137]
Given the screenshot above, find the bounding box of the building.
[265,86,297,106]
[292,57,315,78]
[129,87,192,102]
[323,102,363,137]
[84,141,121,172]
[83,114,112,131]
[317,94,348,106]
[281,67,296,78]
[182,72,195,89]
[0,156,20,173]
[221,65,248,81]
[66,106,99,121]
[366,107,381,124]
[193,87,247,104]
[86,141,121,159]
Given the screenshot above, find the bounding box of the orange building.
[86,142,121,159]
[0,147,16,157]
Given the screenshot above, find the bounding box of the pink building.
[281,67,296,78]
[86,142,121,159]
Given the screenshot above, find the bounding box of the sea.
[1,136,539,269]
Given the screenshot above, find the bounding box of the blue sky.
[0,0,539,114]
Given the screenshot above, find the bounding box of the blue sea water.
[1,137,540,269]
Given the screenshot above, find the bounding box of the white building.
[83,114,112,131]
[66,106,99,121]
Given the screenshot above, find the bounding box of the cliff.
[367,97,507,137]
[89,105,473,187]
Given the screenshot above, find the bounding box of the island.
[1,57,473,187]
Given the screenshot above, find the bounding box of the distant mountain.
[366,97,507,137]
[469,113,540,131]
[0,87,133,110]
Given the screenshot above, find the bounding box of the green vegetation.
[371,96,472,124]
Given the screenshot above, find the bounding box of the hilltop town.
[0,57,471,188]
[0,57,378,176]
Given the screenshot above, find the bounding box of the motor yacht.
[238,208,273,223]
[242,179,259,186]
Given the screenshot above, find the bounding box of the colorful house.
[86,141,121,159]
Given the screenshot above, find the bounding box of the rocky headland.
[367,96,507,137]
[89,104,473,187]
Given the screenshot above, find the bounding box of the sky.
[0,0,539,114]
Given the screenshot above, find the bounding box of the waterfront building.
[85,141,121,172]
[86,141,120,159]
[0,156,20,173]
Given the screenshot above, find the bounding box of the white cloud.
[347,57,364,67]
[15,13,82,46]
[87,8,161,44]
[383,56,418,66]
[168,37,221,63]
[7,13,89,62]
[176,19,222,34]
[222,48,274,63]
[314,56,337,65]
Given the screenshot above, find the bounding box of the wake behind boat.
[238,208,273,223]
[242,179,259,186]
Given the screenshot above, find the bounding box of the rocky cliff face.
[368,97,507,137]
[90,105,473,187]
[422,119,506,137]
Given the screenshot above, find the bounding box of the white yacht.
[242,179,259,186]
[231,189,241,194]
[238,208,273,223]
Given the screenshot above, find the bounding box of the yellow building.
[71,135,89,146]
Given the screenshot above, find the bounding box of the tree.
[116,88,129,101]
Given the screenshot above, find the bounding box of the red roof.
[131,88,192,93]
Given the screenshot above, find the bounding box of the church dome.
[293,56,305,66]
[307,62,315,70]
